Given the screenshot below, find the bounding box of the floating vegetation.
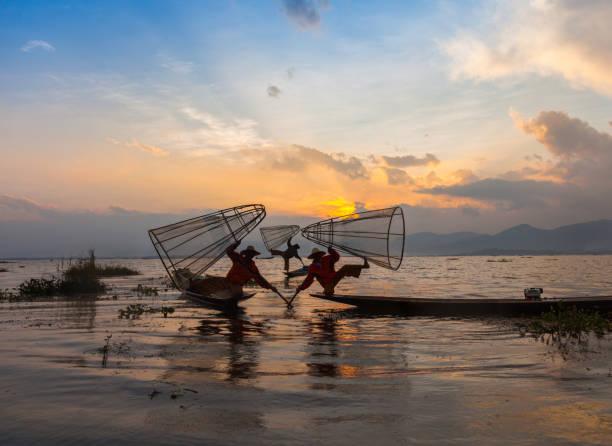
[487,258,512,263]
[0,268,7,273]
[161,306,175,318]
[131,284,159,296]
[5,251,108,299]
[0,289,19,301]
[118,304,175,319]
[149,389,161,400]
[99,334,112,367]
[517,305,612,357]
[170,389,184,399]
[162,277,177,290]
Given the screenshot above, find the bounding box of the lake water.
[1,256,612,445]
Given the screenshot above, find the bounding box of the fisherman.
[189,241,278,297]
[270,236,304,272]
[291,246,368,299]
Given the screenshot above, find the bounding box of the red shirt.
[298,248,340,290]
[225,247,268,287]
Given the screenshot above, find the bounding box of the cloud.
[0,194,57,221]
[282,0,326,30]
[461,206,480,217]
[452,169,479,185]
[180,107,270,152]
[511,109,612,158]
[265,144,368,179]
[441,0,612,95]
[382,153,439,168]
[267,85,282,98]
[422,178,581,210]
[126,139,169,157]
[160,57,194,74]
[21,40,55,52]
[381,167,413,186]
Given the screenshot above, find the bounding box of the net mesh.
[301,206,405,270]
[259,225,300,251]
[148,204,266,290]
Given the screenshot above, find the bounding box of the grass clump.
[94,264,140,277]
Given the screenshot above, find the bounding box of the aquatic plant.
[131,284,159,296]
[0,268,8,273]
[94,264,140,276]
[161,306,175,318]
[517,305,612,356]
[0,289,19,301]
[118,303,174,319]
[99,334,112,367]
[18,277,64,296]
[13,251,107,297]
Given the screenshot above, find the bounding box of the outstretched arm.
[297,269,315,291]
[226,241,241,259]
[250,264,277,292]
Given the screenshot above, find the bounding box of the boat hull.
[185,291,256,309]
[285,266,308,278]
[310,293,612,316]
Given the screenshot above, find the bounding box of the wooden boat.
[184,290,257,309]
[285,266,309,278]
[311,293,612,316]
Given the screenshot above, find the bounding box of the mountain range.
[404,220,612,255]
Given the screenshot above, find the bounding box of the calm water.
[1,256,612,445]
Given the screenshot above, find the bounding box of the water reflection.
[55,298,97,330]
[306,317,340,379]
[195,309,267,381]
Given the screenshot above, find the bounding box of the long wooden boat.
[311,293,612,316]
[184,291,257,309]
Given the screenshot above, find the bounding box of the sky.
[1,0,612,256]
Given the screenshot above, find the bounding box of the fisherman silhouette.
[270,236,304,272]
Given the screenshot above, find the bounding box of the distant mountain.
[404,220,612,255]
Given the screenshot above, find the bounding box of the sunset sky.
[1,0,612,255]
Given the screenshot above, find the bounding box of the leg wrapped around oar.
[323,264,366,296]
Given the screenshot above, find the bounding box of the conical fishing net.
[301,206,405,270]
[260,225,300,251]
[149,204,266,290]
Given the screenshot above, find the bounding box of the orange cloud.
[125,139,169,157]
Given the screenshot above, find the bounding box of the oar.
[272,288,291,306]
[287,289,300,306]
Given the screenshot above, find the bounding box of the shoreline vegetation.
[0,250,139,301]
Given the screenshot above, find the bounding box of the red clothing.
[225,246,268,287]
[297,248,340,291]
